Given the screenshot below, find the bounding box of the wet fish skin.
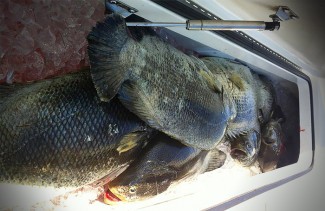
[258,118,284,172]
[201,57,259,138]
[202,57,276,166]
[253,74,274,124]
[105,133,226,203]
[0,70,152,188]
[87,14,235,150]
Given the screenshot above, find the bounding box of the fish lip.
[230,148,255,166]
[104,187,122,205]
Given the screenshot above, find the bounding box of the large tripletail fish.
[104,133,226,204]
[0,70,153,188]
[87,14,236,150]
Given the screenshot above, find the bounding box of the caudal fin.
[87,14,129,102]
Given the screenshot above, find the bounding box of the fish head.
[261,119,282,151]
[258,119,284,172]
[105,164,176,203]
[230,130,261,167]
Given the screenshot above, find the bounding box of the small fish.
[230,130,261,166]
[0,70,153,187]
[258,118,284,172]
[104,133,226,204]
[87,14,235,150]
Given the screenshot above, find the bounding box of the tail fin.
[87,14,129,102]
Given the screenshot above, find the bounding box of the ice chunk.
[12,27,34,55]
[0,0,105,83]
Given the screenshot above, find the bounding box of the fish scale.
[201,57,260,138]
[0,70,153,188]
[202,57,276,166]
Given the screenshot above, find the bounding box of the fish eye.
[129,186,137,194]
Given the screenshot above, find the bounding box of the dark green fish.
[87,14,235,150]
[104,133,226,204]
[258,118,284,172]
[0,70,153,188]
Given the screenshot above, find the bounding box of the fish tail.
[205,149,226,172]
[87,14,130,102]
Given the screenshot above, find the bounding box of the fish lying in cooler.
[0,70,153,188]
[104,133,226,204]
[87,14,236,150]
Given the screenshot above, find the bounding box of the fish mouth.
[230,148,254,166]
[104,188,121,205]
[230,148,248,160]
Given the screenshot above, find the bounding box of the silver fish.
[87,14,235,150]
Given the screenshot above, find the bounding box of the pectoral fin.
[229,73,245,91]
[117,131,148,154]
[199,69,222,93]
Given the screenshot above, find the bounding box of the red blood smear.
[105,188,121,203]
